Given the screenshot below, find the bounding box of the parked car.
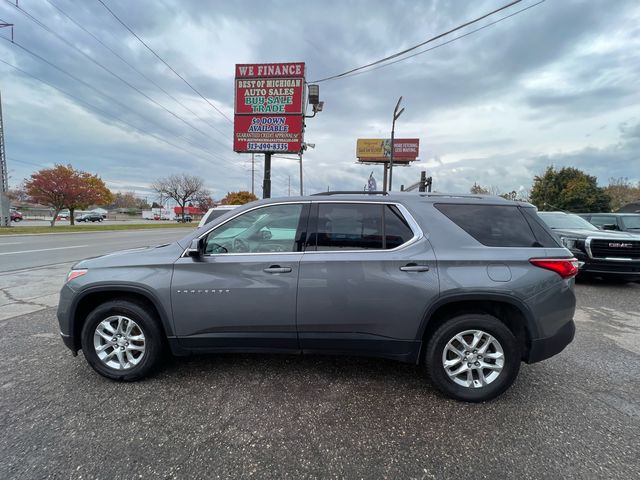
[76,212,104,223]
[175,215,193,223]
[197,205,239,228]
[10,209,23,222]
[538,212,640,281]
[58,193,577,402]
[578,213,640,233]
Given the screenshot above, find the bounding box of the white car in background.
[197,205,239,228]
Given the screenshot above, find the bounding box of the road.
[0,230,639,479]
[0,228,192,272]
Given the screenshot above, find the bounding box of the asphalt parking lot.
[1,232,639,479]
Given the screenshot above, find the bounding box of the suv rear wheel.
[80,300,163,381]
[425,314,520,402]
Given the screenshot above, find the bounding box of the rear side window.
[385,205,414,248]
[521,208,561,247]
[435,204,543,247]
[309,203,415,251]
[204,209,230,225]
[589,215,617,228]
[315,203,383,250]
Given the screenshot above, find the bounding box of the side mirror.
[187,238,204,257]
[601,224,617,231]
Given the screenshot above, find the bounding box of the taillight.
[529,258,579,279]
[66,269,88,283]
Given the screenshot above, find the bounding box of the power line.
[0,36,235,164]
[311,0,527,83]
[96,0,233,124]
[41,0,232,145]
[0,56,229,166]
[5,1,220,145]
[336,1,545,82]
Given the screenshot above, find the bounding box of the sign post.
[234,62,306,198]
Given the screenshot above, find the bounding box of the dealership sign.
[356,138,420,162]
[234,62,305,153]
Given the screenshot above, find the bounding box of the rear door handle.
[263,265,292,274]
[400,264,430,272]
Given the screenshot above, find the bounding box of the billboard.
[356,138,420,162]
[234,62,305,153]
[233,115,303,152]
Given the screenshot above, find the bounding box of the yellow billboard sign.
[356,139,390,159]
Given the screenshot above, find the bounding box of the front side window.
[204,204,304,254]
[309,203,414,251]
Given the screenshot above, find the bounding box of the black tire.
[425,314,521,402]
[80,299,164,381]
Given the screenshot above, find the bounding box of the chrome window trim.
[180,200,424,258]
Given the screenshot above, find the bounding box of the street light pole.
[388,96,404,192]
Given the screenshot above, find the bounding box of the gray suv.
[58,193,577,402]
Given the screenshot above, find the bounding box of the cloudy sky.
[0,0,639,200]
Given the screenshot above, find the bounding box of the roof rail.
[311,191,389,196]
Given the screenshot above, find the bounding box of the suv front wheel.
[80,300,163,381]
[425,314,521,402]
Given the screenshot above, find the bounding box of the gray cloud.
[0,0,638,200]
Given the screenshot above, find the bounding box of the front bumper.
[570,251,640,278]
[57,283,77,353]
[526,319,575,363]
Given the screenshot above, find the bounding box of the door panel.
[297,202,439,358]
[171,202,309,351]
[172,253,301,349]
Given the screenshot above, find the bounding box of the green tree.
[530,166,610,212]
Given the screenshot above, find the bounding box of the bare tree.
[152,173,205,222]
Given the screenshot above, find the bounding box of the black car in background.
[538,212,640,281]
[76,212,104,222]
[578,213,640,233]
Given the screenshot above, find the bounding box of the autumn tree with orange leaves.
[220,191,258,205]
[24,164,113,226]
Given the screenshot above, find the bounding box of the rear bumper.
[526,319,575,363]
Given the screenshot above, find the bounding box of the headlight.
[560,236,578,249]
[66,269,88,283]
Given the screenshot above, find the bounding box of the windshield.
[621,215,640,229]
[538,213,599,230]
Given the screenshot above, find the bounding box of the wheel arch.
[417,293,539,363]
[69,285,173,352]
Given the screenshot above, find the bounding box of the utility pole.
[298,152,303,196]
[0,91,10,227]
[251,153,255,196]
[388,96,405,192]
[263,153,272,199]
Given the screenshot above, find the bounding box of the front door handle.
[400,264,430,272]
[263,265,292,274]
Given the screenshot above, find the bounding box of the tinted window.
[204,209,232,225]
[621,215,640,230]
[435,204,540,247]
[205,204,303,254]
[310,203,415,251]
[385,205,414,248]
[538,213,598,230]
[315,203,383,250]
[521,208,561,247]
[589,215,617,227]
